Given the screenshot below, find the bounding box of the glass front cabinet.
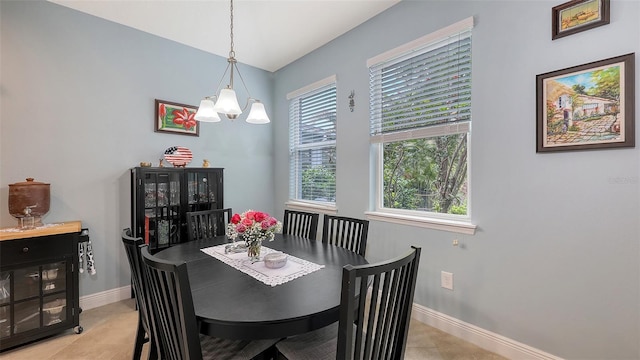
[0,229,86,351]
[131,167,224,253]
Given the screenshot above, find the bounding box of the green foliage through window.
[302,165,336,202]
[383,133,468,215]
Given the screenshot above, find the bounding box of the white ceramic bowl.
[264,252,288,269]
[44,305,64,317]
[44,299,65,320]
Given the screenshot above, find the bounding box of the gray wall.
[273,1,639,359]
[0,1,275,296]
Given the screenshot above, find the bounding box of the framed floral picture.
[154,99,199,137]
[552,0,610,40]
[536,53,635,152]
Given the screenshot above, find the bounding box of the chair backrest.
[121,229,153,341]
[337,246,421,360]
[321,215,369,257]
[140,246,203,360]
[186,208,232,241]
[282,210,320,240]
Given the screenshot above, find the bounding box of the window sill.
[285,201,338,215]
[364,211,476,235]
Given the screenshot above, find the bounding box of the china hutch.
[130,167,224,253]
[0,221,88,351]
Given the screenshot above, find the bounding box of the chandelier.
[195,0,270,124]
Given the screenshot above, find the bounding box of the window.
[368,18,473,223]
[288,76,337,206]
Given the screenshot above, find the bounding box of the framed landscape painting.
[552,0,610,40]
[536,53,635,153]
[154,99,199,137]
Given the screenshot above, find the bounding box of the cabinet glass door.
[6,261,69,336]
[0,272,9,338]
[186,170,220,212]
[143,171,182,251]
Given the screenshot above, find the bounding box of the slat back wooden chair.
[276,246,422,360]
[121,228,159,360]
[321,214,369,257]
[282,210,320,240]
[140,247,278,360]
[186,208,232,241]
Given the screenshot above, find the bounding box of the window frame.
[366,17,476,234]
[287,75,338,213]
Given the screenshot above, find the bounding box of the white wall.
[0,1,275,296]
[273,1,639,359]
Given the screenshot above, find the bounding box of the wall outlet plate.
[441,271,453,290]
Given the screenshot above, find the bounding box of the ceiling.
[48,0,401,72]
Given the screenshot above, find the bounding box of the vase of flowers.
[226,210,282,261]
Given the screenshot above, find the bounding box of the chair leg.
[132,316,146,360]
[147,337,159,360]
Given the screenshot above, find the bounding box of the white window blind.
[289,81,337,203]
[369,17,473,143]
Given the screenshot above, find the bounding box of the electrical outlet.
[441,271,453,290]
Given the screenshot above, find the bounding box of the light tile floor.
[0,299,507,359]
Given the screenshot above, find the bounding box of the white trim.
[367,16,474,68]
[365,211,476,235]
[285,200,338,215]
[286,74,337,100]
[79,285,132,311]
[411,303,564,360]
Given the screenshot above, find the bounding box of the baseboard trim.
[79,286,561,359]
[412,303,563,360]
[79,285,132,311]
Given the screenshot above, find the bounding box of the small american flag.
[164,146,192,167]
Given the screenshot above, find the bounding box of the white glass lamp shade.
[194,98,221,122]
[213,88,242,118]
[246,102,270,124]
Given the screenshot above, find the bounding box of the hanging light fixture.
[195,0,270,124]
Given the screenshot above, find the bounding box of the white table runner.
[200,244,324,287]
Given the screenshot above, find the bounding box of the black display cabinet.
[130,167,224,253]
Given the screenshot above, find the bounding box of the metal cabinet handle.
[22,247,29,253]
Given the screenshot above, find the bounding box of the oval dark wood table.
[154,233,368,340]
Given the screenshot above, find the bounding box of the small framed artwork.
[536,53,635,153]
[154,99,199,137]
[552,0,610,40]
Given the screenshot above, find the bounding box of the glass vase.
[247,239,262,262]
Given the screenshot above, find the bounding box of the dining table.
[153,233,368,340]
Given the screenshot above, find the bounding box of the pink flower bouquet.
[226,210,282,245]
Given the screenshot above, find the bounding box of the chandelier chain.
[229,0,235,58]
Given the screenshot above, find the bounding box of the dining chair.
[282,210,320,240]
[275,246,422,360]
[186,208,232,241]
[321,214,369,257]
[140,246,279,360]
[121,228,159,360]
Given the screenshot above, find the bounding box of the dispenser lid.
[9,178,50,186]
